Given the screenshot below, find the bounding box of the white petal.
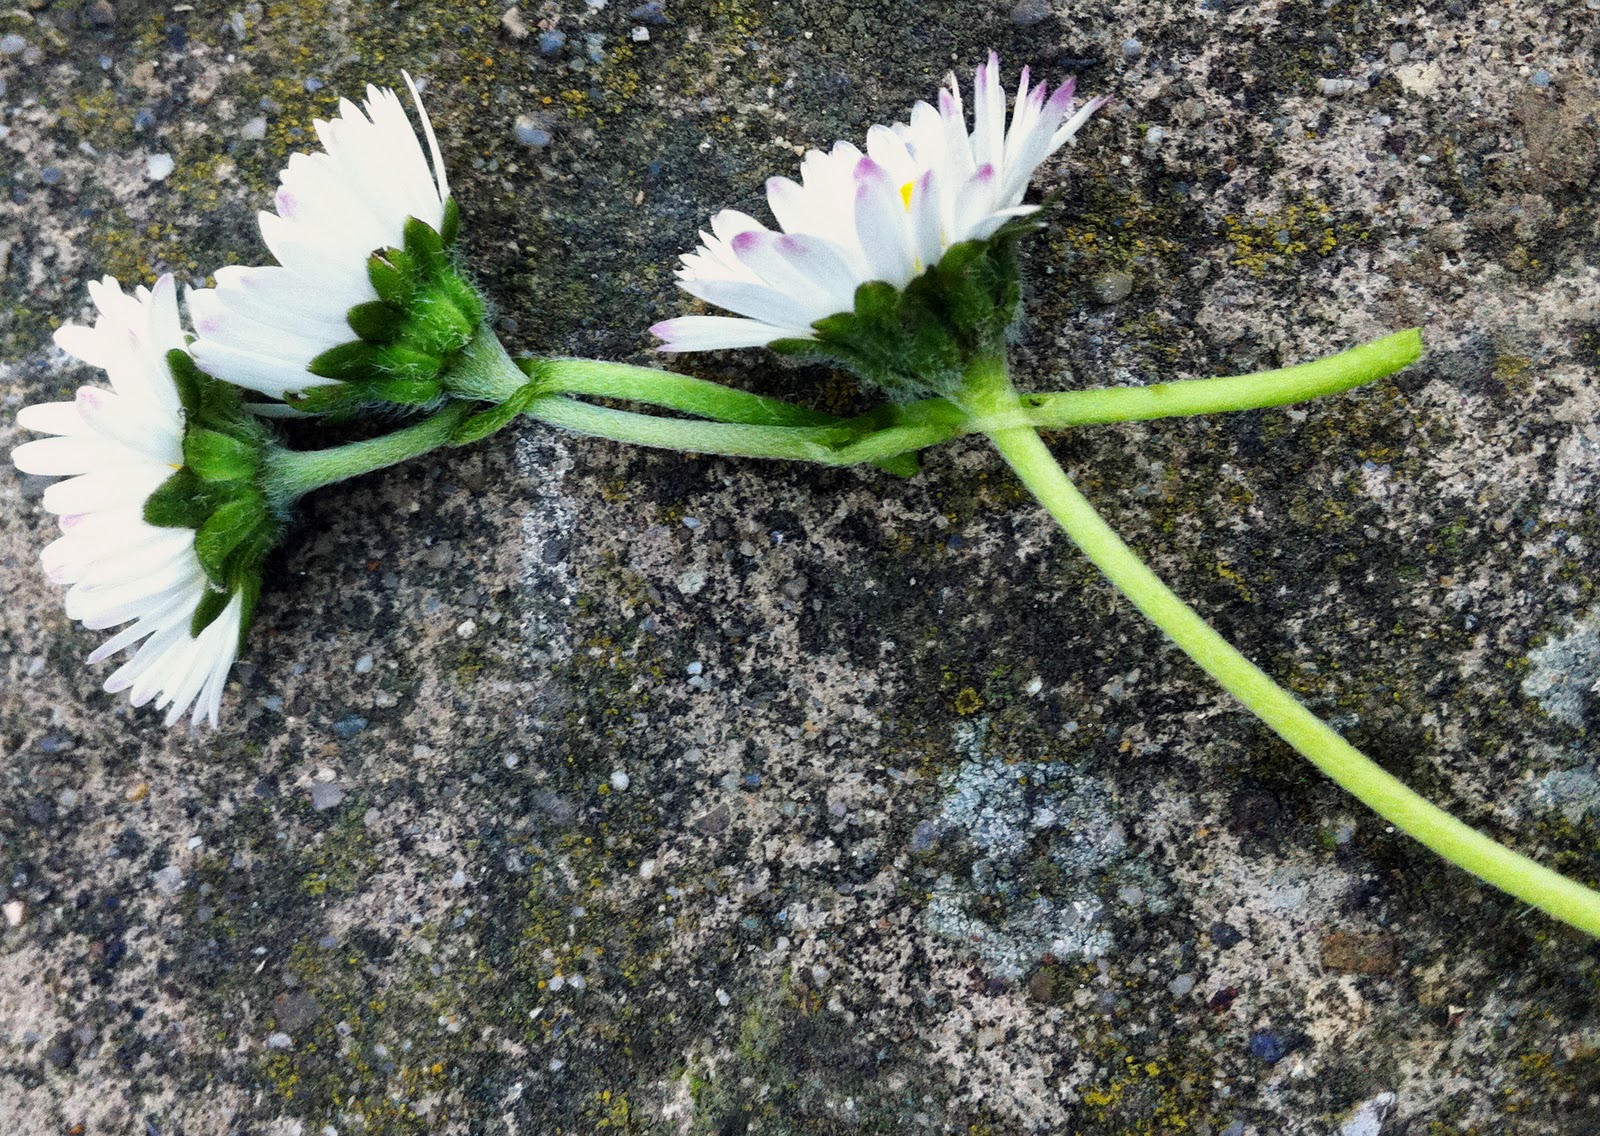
[651,316,810,352]
[190,340,341,399]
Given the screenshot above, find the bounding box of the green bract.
[767,215,1039,404]
[294,200,486,417]
[145,350,282,643]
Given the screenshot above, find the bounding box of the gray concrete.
[3,0,1599,1132]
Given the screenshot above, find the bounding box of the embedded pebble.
[1169,973,1196,996]
[153,866,184,897]
[513,116,552,147]
[1090,271,1133,303]
[501,6,530,38]
[676,569,708,595]
[147,153,175,181]
[354,654,374,674]
[609,770,630,791]
[630,1,668,23]
[332,715,368,739]
[1121,37,1143,59]
[715,988,731,1007]
[265,1032,293,1050]
[310,783,345,811]
[539,30,567,55]
[456,619,478,637]
[639,858,658,879]
[1320,78,1358,96]
[240,116,267,140]
[3,901,25,927]
[630,26,650,42]
[0,35,26,55]
[1010,0,1052,26]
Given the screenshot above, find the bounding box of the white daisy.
[651,52,1107,353]
[189,73,452,400]
[11,275,244,727]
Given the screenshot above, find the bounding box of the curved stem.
[260,402,473,511]
[1022,329,1422,429]
[529,357,841,427]
[961,355,1600,938]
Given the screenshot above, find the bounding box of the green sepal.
[365,375,443,406]
[144,468,213,530]
[184,428,260,483]
[404,215,447,275]
[452,381,544,447]
[236,573,263,650]
[190,586,233,638]
[310,341,384,381]
[167,349,204,415]
[193,496,267,585]
[369,248,418,306]
[347,300,408,344]
[440,197,461,247]
[779,231,1033,403]
[375,344,446,384]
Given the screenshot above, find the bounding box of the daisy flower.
[11,276,250,727]
[651,52,1107,357]
[189,74,471,408]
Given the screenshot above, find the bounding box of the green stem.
[960,355,1600,938]
[260,402,473,510]
[1021,329,1422,429]
[527,357,841,427]
[444,325,949,472]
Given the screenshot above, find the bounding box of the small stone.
[538,29,566,55]
[449,870,468,889]
[228,10,247,38]
[1210,922,1243,947]
[629,1,668,23]
[513,115,551,147]
[310,783,345,811]
[1121,37,1143,60]
[1010,0,1052,26]
[3,900,25,927]
[354,654,374,674]
[1320,78,1358,97]
[304,77,325,92]
[715,988,731,1006]
[1090,271,1133,303]
[146,153,175,181]
[630,25,649,42]
[456,618,477,637]
[332,715,368,739]
[501,5,529,38]
[152,865,184,897]
[240,115,267,140]
[1249,1030,1287,1063]
[1319,930,1398,975]
[1169,973,1196,997]
[639,859,658,880]
[609,770,630,791]
[676,569,708,596]
[0,35,26,55]
[88,1,116,27]
[1387,42,1408,64]
[273,990,323,1031]
[265,1032,293,1050]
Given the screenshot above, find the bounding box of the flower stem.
[260,402,473,511]
[524,357,843,427]
[1021,329,1423,429]
[960,354,1600,938]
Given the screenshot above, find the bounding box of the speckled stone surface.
[3,1,1600,1133]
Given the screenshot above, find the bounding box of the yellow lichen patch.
[1222,196,1366,275]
